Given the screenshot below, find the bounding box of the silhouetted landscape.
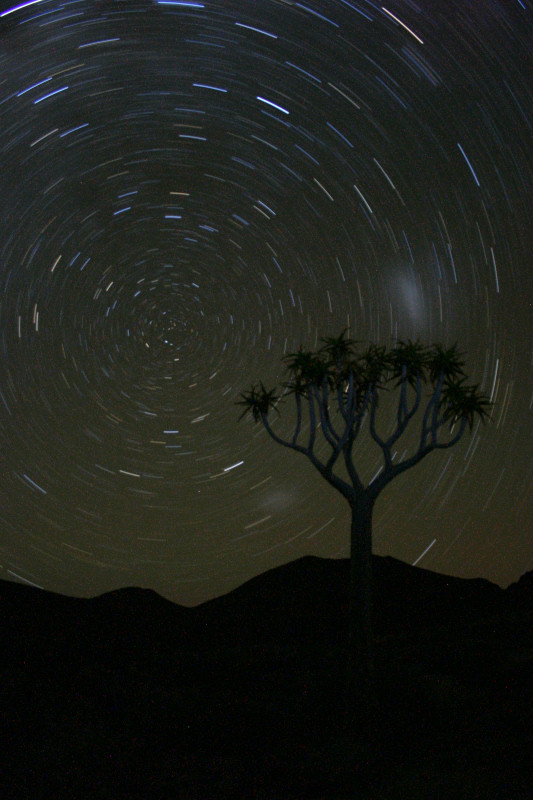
[2,555,532,799]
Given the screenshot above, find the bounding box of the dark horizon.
[3,546,531,610]
[3,550,532,797]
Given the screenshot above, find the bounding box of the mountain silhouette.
[2,555,532,799]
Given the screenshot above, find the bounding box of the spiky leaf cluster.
[319,328,357,365]
[427,343,466,383]
[439,378,492,429]
[236,382,280,421]
[388,339,430,388]
[282,348,330,395]
[237,332,493,429]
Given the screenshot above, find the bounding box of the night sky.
[0,0,531,606]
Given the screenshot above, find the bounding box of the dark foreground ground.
[1,555,532,799]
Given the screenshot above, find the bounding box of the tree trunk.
[346,494,376,707]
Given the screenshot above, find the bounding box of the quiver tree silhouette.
[237,331,493,704]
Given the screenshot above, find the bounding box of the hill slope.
[1,556,532,799]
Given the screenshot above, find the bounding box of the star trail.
[0,0,531,605]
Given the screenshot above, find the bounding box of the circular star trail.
[0,0,531,604]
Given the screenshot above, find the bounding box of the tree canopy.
[237,331,492,502]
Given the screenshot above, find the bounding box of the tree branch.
[431,371,444,446]
[343,437,365,494]
[397,372,422,435]
[353,384,372,435]
[379,372,424,460]
[324,405,357,478]
[291,392,303,447]
[307,391,317,455]
[313,380,340,446]
[418,372,443,450]
[368,386,387,448]
[368,386,393,471]
[369,414,468,499]
[260,411,353,500]
[337,379,349,425]
[260,411,309,456]
[398,365,408,426]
